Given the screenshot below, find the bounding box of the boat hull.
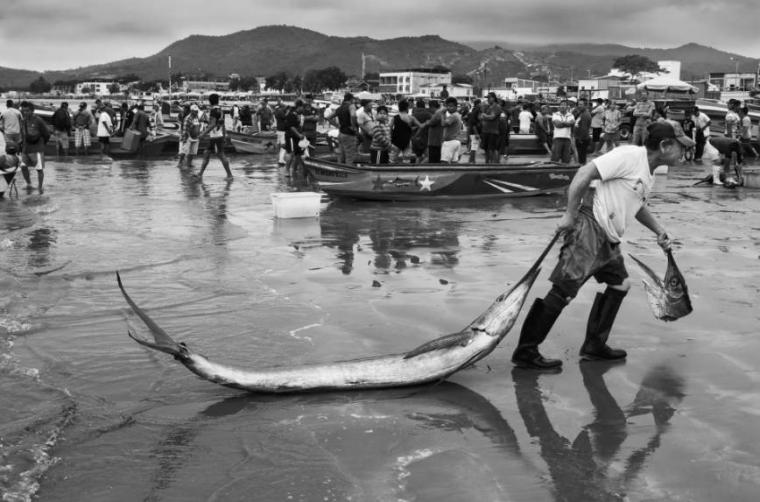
[304,158,578,201]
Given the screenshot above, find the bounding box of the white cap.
[190,104,200,112]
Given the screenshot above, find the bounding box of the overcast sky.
[2,0,759,72]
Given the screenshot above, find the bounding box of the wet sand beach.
[1,155,759,501]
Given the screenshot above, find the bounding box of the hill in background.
[1,25,757,89]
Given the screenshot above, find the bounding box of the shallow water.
[1,155,759,501]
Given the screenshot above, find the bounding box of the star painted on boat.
[419,175,435,191]
[372,175,385,190]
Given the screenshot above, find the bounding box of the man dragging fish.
[512,121,695,370]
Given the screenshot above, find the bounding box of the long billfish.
[628,250,693,322]
[118,233,560,393]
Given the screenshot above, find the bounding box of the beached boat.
[304,157,578,201]
[228,130,278,154]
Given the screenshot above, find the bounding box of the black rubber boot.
[512,294,565,370]
[580,288,628,361]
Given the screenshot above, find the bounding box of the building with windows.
[74,81,116,95]
[708,72,758,92]
[378,69,451,95]
[416,83,473,99]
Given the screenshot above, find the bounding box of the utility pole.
[361,53,366,80]
[168,55,172,101]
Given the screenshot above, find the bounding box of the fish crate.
[270,191,323,219]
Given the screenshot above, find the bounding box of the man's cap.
[649,121,695,148]
[567,96,578,103]
[360,99,371,107]
[344,92,354,101]
[190,104,200,112]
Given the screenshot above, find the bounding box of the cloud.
[1,0,758,72]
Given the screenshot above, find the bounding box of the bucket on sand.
[270,192,323,219]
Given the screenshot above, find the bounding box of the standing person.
[197,93,232,179]
[550,100,575,164]
[0,100,23,145]
[423,100,444,164]
[574,99,592,165]
[240,105,253,129]
[629,92,655,146]
[511,121,692,370]
[466,98,482,162]
[356,99,375,154]
[480,92,502,164]
[389,99,421,163]
[117,103,129,135]
[96,105,113,156]
[51,102,72,157]
[231,104,241,132]
[72,102,94,156]
[258,98,273,131]
[738,107,759,159]
[283,99,306,176]
[498,99,511,162]
[131,104,151,151]
[601,102,622,153]
[273,98,289,166]
[180,105,201,168]
[325,92,358,164]
[724,100,740,139]
[19,101,51,194]
[440,97,463,163]
[175,104,191,167]
[691,106,711,162]
[534,105,553,156]
[369,105,391,164]
[300,94,319,158]
[518,103,533,134]
[411,99,432,163]
[590,98,605,155]
[0,141,21,199]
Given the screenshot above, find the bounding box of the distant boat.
[304,157,578,201]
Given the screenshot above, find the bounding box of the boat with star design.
[303,157,579,201]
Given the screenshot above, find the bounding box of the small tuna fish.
[628,250,693,322]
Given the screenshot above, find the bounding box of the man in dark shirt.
[284,100,306,176]
[273,98,288,166]
[325,93,357,164]
[411,99,432,163]
[19,101,51,193]
[51,102,72,157]
[574,98,593,164]
[300,94,319,158]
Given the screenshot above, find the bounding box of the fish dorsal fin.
[404,332,472,359]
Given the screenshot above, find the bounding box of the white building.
[75,81,116,95]
[416,83,473,99]
[378,69,451,95]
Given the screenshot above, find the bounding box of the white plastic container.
[270,192,323,219]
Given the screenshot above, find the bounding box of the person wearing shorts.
[0,140,21,198]
[179,105,201,167]
[511,121,693,370]
[197,93,232,179]
[480,93,502,164]
[72,102,93,155]
[20,101,51,193]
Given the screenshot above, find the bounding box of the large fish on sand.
[118,234,561,393]
[628,250,693,322]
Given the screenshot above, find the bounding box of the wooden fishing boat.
[228,130,278,154]
[304,157,578,201]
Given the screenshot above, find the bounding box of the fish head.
[629,252,692,322]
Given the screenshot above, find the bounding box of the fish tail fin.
[117,272,183,357]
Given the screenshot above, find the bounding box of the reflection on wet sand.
[319,201,462,274]
[512,363,685,501]
[27,227,56,268]
[139,382,540,501]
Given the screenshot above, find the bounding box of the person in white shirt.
[97,107,113,155]
[518,104,533,134]
[512,121,694,370]
[550,100,575,164]
[691,106,711,161]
